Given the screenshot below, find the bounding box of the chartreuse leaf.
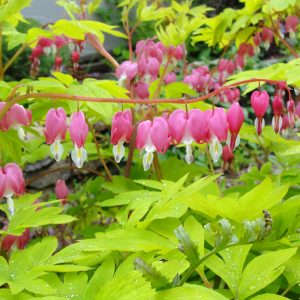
[0,0,32,23]
[79,228,176,253]
[283,251,300,287]
[184,216,205,258]
[164,82,197,99]
[88,0,103,15]
[7,237,57,295]
[136,0,171,22]
[187,178,288,223]
[95,270,155,300]
[251,295,289,300]
[0,289,32,300]
[6,204,76,235]
[0,256,9,286]
[84,255,115,299]
[140,174,220,227]
[238,248,297,299]
[205,245,252,297]
[154,284,227,300]
[43,272,88,300]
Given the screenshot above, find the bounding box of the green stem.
[179,248,219,285]
[3,43,29,75]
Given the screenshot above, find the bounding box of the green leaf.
[78,228,176,252]
[251,294,289,300]
[95,271,155,300]
[154,284,227,300]
[51,72,74,87]
[7,205,76,235]
[85,255,115,300]
[0,256,9,286]
[164,82,197,99]
[238,248,297,299]
[283,251,300,287]
[43,273,88,300]
[205,245,252,297]
[0,0,32,23]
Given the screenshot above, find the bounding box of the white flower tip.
[184,144,194,164]
[6,195,15,216]
[71,146,87,168]
[50,141,64,162]
[209,139,222,163]
[185,154,194,164]
[17,127,26,141]
[143,151,154,171]
[113,142,125,163]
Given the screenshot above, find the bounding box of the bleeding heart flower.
[1,228,30,252]
[135,81,149,99]
[285,16,298,38]
[218,59,235,75]
[111,110,133,163]
[116,61,138,85]
[272,95,283,133]
[164,72,177,85]
[0,104,32,140]
[55,179,69,205]
[253,32,262,47]
[44,108,68,162]
[250,90,270,135]
[71,51,80,70]
[0,163,25,216]
[136,117,170,171]
[226,102,244,150]
[208,108,229,162]
[261,27,273,49]
[69,111,89,168]
[54,56,63,71]
[39,37,53,55]
[168,109,209,164]
[222,145,234,172]
[287,99,295,128]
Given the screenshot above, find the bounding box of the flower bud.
[55,179,69,205]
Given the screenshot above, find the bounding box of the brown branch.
[0,78,291,122]
[25,165,102,186]
[86,33,119,69]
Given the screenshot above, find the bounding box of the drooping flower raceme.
[226,102,244,150]
[44,108,68,162]
[0,163,25,216]
[69,111,89,168]
[208,108,229,163]
[111,110,133,163]
[250,90,270,135]
[168,109,209,164]
[136,117,170,171]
